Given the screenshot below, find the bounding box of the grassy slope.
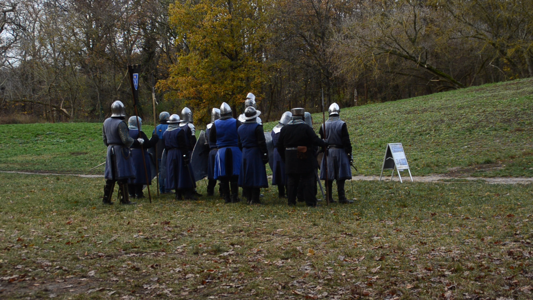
[1,78,532,176]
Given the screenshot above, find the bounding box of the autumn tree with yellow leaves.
[159,0,270,122]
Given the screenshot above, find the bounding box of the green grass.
[2,78,533,177]
[0,173,532,298]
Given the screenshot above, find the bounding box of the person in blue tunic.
[206,108,221,196]
[209,102,242,204]
[164,114,197,200]
[238,107,269,204]
[153,111,169,193]
[102,100,144,205]
[271,111,292,198]
[127,116,159,199]
[319,103,353,204]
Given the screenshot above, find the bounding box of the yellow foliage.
[158,0,271,122]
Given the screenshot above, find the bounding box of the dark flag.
[128,65,141,106]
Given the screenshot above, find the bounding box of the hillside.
[1,78,532,177]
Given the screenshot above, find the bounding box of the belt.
[286,147,298,150]
[328,145,344,149]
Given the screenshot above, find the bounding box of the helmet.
[167,114,181,124]
[159,111,170,122]
[290,107,305,117]
[244,106,261,121]
[279,111,292,125]
[304,112,313,127]
[244,93,256,108]
[128,116,142,130]
[111,100,126,118]
[211,108,221,123]
[220,102,232,119]
[328,103,340,115]
[181,107,192,123]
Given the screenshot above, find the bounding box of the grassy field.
[1,78,532,177]
[1,79,532,299]
[0,173,532,299]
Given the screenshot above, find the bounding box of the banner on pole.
[128,65,141,106]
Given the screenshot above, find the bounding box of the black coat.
[277,121,326,175]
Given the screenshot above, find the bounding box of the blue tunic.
[238,123,268,188]
[206,125,218,180]
[164,128,194,190]
[103,118,135,180]
[128,129,152,185]
[271,130,287,185]
[320,120,352,180]
[214,118,242,178]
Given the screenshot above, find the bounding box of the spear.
[128,64,152,203]
[321,89,329,206]
[151,74,159,196]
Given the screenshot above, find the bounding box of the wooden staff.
[321,89,329,206]
[151,74,159,196]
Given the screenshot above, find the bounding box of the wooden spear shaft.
[152,75,159,196]
[322,88,329,206]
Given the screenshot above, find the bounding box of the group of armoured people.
[102,93,354,207]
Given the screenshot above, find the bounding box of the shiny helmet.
[167,114,181,124]
[211,108,221,123]
[159,111,170,122]
[128,116,142,130]
[279,111,292,125]
[181,107,193,123]
[290,107,305,118]
[110,100,126,118]
[304,112,313,127]
[244,106,261,121]
[328,103,340,116]
[220,102,232,120]
[244,93,256,108]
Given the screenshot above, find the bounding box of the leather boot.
[119,182,136,205]
[102,180,115,205]
[251,188,261,204]
[326,180,336,203]
[278,185,286,198]
[337,180,353,204]
[207,179,216,196]
[230,181,240,203]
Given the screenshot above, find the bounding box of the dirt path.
[2,170,532,185]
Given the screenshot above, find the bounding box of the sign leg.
[397,168,403,183]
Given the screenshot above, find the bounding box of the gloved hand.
[347,153,353,164]
[261,153,269,164]
[183,154,190,164]
[137,138,144,145]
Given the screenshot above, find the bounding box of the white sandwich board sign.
[379,143,413,183]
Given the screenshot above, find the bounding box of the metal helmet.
[291,107,305,118]
[128,116,142,130]
[167,114,181,124]
[328,103,340,115]
[244,93,256,108]
[220,102,232,119]
[211,108,221,123]
[110,100,126,118]
[279,111,292,125]
[159,111,170,122]
[244,106,261,121]
[181,107,193,123]
[304,112,313,127]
